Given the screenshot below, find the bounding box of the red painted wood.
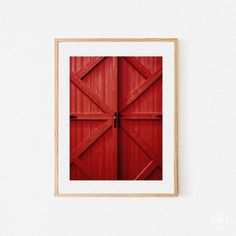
[134,160,159,180]
[124,57,152,79]
[118,57,162,180]
[70,74,113,113]
[74,57,105,80]
[120,65,162,112]
[70,57,117,180]
[120,122,161,167]
[70,113,112,120]
[71,119,113,159]
[121,112,162,120]
[70,56,162,180]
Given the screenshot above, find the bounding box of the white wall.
[0,0,236,235]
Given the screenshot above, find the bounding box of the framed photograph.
[54,38,178,197]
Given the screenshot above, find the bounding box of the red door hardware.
[70,56,162,180]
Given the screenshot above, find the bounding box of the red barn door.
[70,56,162,180]
[118,57,162,180]
[70,57,118,180]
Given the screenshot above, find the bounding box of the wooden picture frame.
[55,38,178,197]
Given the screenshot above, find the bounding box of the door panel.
[70,56,162,180]
[118,57,162,180]
[70,57,117,180]
[118,128,152,180]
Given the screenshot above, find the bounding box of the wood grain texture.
[120,65,162,112]
[118,57,162,180]
[121,113,162,120]
[55,38,178,42]
[54,39,59,196]
[71,119,112,159]
[120,123,161,168]
[70,57,117,180]
[70,113,112,120]
[124,57,152,79]
[174,39,179,195]
[71,56,163,181]
[74,57,105,80]
[134,160,160,180]
[70,73,113,114]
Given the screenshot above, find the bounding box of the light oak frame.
[54,38,179,197]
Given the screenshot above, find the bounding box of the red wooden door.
[70,56,162,180]
[118,57,162,180]
[70,57,118,180]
